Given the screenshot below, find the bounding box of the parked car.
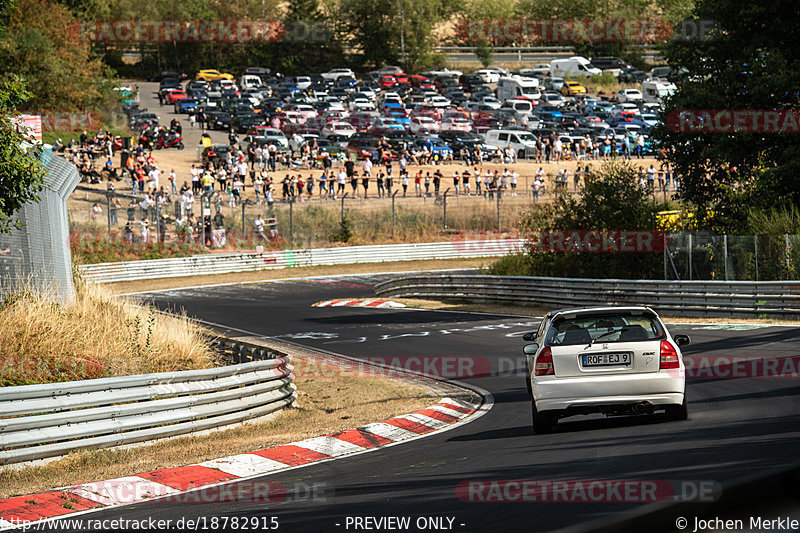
[195,69,235,82]
[207,111,232,131]
[174,98,199,114]
[164,90,188,105]
[617,89,644,103]
[322,121,357,137]
[561,81,587,97]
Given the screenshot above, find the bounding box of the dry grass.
[0,354,436,498]
[0,277,218,386]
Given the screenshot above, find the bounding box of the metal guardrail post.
[724,234,729,281]
[341,192,348,225]
[755,234,759,281]
[496,192,502,231]
[106,193,112,232]
[392,190,399,235]
[289,196,294,244]
[442,188,450,230]
[786,233,791,273]
[688,233,693,281]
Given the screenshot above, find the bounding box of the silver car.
[523,306,689,434]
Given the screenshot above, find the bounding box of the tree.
[340,0,461,71]
[273,0,345,75]
[489,161,666,279]
[652,0,800,231]
[475,40,494,67]
[0,0,112,111]
[554,160,662,231]
[0,76,46,234]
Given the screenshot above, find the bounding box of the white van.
[238,75,262,90]
[550,56,602,78]
[496,75,541,102]
[642,80,677,104]
[484,129,538,158]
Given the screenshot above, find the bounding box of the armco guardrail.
[375,275,800,318]
[77,239,524,283]
[0,339,296,465]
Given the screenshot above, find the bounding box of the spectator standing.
[254,214,267,241]
[168,168,177,196]
[110,197,120,225]
[375,172,385,198]
[90,202,102,221]
[254,174,264,203]
[336,169,347,198]
[646,164,657,190]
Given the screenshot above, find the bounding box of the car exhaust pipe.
[631,402,654,415]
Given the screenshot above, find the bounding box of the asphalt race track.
[47,274,800,532]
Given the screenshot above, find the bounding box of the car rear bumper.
[533,371,685,412]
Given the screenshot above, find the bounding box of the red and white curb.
[0,397,477,530]
[313,299,406,309]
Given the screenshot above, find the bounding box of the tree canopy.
[652,0,800,231]
[0,77,46,234]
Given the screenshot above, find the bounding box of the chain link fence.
[665,233,800,281]
[0,151,80,303]
[67,185,538,262]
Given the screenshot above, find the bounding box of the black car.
[149,70,186,82]
[470,85,494,99]
[159,77,182,90]
[459,74,484,92]
[232,113,265,134]
[590,56,630,72]
[445,89,468,105]
[618,67,649,83]
[438,130,482,151]
[382,130,416,152]
[207,111,232,130]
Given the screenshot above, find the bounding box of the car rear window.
[546,312,666,346]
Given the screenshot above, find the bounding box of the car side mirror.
[674,334,690,347]
[522,332,536,342]
[523,343,539,355]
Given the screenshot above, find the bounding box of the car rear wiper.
[590,327,629,344]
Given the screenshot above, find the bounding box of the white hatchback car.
[523,306,688,434]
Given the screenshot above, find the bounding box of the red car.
[409,74,433,88]
[164,90,188,104]
[379,75,397,89]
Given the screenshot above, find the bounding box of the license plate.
[582,353,632,367]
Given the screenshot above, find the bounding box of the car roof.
[546,306,657,320]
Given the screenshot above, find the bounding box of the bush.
[490,161,668,279]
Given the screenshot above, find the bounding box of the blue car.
[416,137,454,158]
[174,98,199,114]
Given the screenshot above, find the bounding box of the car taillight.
[660,340,680,369]
[535,347,554,376]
